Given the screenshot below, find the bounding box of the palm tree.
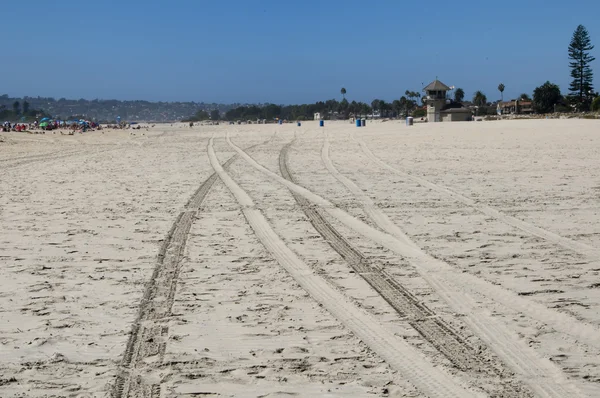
[360,102,371,118]
[341,87,347,100]
[519,93,531,101]
[396,96,411,117]
[473,91,487,107]
[405,90,421,106]
[392,99,401,118]
[379,100,388,118]
[371,99,380,117]
[349,100,358,117]
[498,83,505,101]
[454,88,465,103]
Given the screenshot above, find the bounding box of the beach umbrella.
[40,117,51,122]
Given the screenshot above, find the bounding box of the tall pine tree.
[568,25,595,111]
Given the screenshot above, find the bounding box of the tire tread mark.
[279,142,532,398]
[2,149,86,169]
[211,136,479,398]
[226,133,579,398]
[351,133,600,259]
[112,139,267,398]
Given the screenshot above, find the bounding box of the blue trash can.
[356,119,361,127]
[279,120,283,125]
[297,122,301,127]
[361,119,366,127]
[319,120,324,127]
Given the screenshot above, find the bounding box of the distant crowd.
[1,120,158,134]
[2,121,34,132]
[2,120,102,133]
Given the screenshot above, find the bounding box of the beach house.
[499,99,534,115]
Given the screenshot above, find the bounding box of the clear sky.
[3,0,598,104]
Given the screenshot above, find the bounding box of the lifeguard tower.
[423,79,451,123]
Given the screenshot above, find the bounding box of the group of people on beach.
[2,121,28,132]
[1,120,102,134]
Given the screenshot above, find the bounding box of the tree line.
[0,95,237,123]
[470,25,597,114]
[0,100,51,122]
[4,25,596,124]
[185,89,427,122]
[187,24,596,122]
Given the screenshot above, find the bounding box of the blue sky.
[3,0,598,104]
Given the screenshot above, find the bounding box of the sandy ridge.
[280,140,532,397]
[322,131,420,249]
[350,132,600,346]
[227,130,600,349]
[226,130,584,398]
[351,132,600,260]
[209,135,480,398]
[321,131,588,397]
[113,138,267,398]
[1,149,90,170]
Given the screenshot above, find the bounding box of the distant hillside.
[0,95,240,122]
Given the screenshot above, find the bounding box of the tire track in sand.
[2,144,127,170]
[280,140,531,397]
[351,133,600,260]
[229,130,600,350]
[320,132,587,397]
[112,137,269,398]
[1,149,89,169]
[225,131,584,398]
[208,136,480,398]
[0,149,78,163]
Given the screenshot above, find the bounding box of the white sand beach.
[2,119,600,397]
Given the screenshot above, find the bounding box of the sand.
[1,119,600,397]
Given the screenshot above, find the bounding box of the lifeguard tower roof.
[423,79,451,92]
